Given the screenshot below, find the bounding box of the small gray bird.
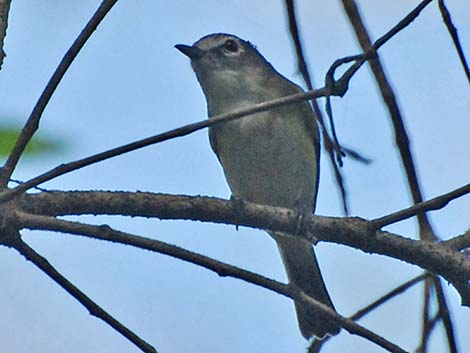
[176,33,339,339]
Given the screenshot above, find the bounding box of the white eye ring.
[223,39,239,53]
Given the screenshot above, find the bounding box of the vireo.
[176,33,339,339]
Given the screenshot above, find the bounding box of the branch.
[0,0,11,69]
[16,212,408,353]
[298,294,407,353]
[417,277,435,353]
[284,0,313,90]
[326,0,433,96]
[433,276,459,353]
[438,0,470,85]
[372,183,470,228]
[17,211,290,298]
[341,2,458,350]
[19,191,470,304]
[341,0,435,240]
[309,273,430,353]
[444,230,470,251]
[5,234,157,353]
[0,0,119,188]
[284,0,350,214]
[351,273,430,321]
[0,86,330,201]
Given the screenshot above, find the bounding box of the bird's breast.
[209,107,317,210]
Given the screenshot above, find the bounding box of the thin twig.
[0,86,327,200]
[17,211,408,353]
[350,273,430,321]
[325,139,349,213]
[284,0,350,213]
[341,0,435,239]
[324,96,343,163]
[339,145,372,164]
[416,314,441,353]
[326,0,433,95]
[438,0,470,85]
[340,1,458,352]
[433,276,459,353]
[372,183,470,228]
[0,0,119,189]
[285,0,436,214]
[299,293,407,353]
[284,0,313,90]
[10,178,53,192]
[7,235,158,353]
[309,273,430,353]
[0,0,11,69]
[417,278,434,353]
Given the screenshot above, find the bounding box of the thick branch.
[19,191,470,304]
[17,212,406,353]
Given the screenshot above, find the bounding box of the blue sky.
[1,1,469,352]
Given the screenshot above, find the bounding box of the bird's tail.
[272,232,340,339]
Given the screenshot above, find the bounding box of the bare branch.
[444,230,470,251]
[18,191,470,303]
[372,183,470,228]
[5,234,157,353]
[285,0,351,214]
[0,0,119,189]
[438,0,470,85]
[350,273,429,321]
[309,273,430,353]
[0,86,329,201]
[0,0,11,69]
[16,211,409,353]
[433,276,459,353]
[17,211,290,297]
[417,278,435,353]
[341,1,458,350]
[326,0,433,95]
[341,0,435,239]
[284,0,313,90]
[298,294,407,353]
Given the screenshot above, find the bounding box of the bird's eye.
[224,39,238,53]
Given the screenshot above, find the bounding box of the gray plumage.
[176,33,339,339]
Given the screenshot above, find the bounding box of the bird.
[175,33,339,339]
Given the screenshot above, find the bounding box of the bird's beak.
[175,44,204,60]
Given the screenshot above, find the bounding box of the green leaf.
[0,126,64,158]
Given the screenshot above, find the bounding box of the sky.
[0,1,469,353]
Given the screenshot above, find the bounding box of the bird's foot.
[230,195,246,231]
[293,202,318,244]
